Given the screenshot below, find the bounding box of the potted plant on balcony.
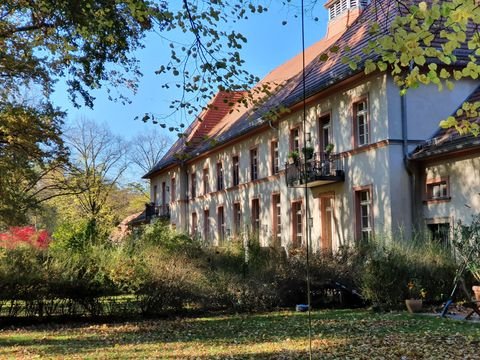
[287,150,300,165]
[325,143,335,155]
[301,146,314,160]
[405,280,426,313]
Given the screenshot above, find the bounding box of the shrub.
[0,246,47,301]
[135,252,208,315]
[453,215,480,283]
[0,220,459,319]
[139,219,200,256]
[359,239,456,308]
[0,226,50,249]
[273,246,363,308]
[45,245,119,316]
[360,244,410,308]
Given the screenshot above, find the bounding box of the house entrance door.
[320,196,333,252]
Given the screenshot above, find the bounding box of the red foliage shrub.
[0,226,51,249]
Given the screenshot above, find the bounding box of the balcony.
[285,152,345,188]
[145,203,171,220]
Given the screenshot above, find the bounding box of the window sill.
[423,197,451,204]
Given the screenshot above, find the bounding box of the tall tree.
[2,1,479,140]
[0,1,264,111]
[0,101,70,228]
[0,0,171,107]
[66,119,129,226]
[129,129,172,175]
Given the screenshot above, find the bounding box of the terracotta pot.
[405,299,423,314]
[472,286,480,302]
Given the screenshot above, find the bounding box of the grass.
[0,309,479,359]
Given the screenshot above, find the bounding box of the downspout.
[400,86,417,236]
[402,63,414,171]
[268,119,279,131]
[401,92,410,169]
[184,162,190,235]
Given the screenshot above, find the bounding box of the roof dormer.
[324,0,367,39]
[326,0,368,20]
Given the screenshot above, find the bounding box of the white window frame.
[356,100,369,146]
[358,190,372,242]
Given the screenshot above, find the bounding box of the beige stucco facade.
[148,74,479,251]
[416,154,480,231]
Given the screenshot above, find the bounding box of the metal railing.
[145,203,170,220]
[285,152,344,187]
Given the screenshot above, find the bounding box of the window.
[203,168,209,194]
[232,156,240,186]
[191,173,196,199]
[251,198,260,235]
[319,114,331,152]
[153,185,158,205]
[233,203,242,236]
[272,194,281,245]
[427,222,450,247]
[354,99,369,147]
[292,201,303,248]
[271,141,279,175]
[290,128,300,152]
[218,206,225,243]
[250,148,258,181]
[161,182,166,211]
[171,178,176,202]
[216,162,224,191]
[356,189,372,243]
[203,209,210,242]
[426,178,450,201]
[191,212,198,236]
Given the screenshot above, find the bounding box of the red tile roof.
[186,91,247,143]
[144,0,477,178]
[142,10,353,178]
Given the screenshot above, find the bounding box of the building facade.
[142,0,480,251]
[410,86,480,246]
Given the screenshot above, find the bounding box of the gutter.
[143,72,372,180]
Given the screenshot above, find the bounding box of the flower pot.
[405,299,423,313]
[472,286,480,301]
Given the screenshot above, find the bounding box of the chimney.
[324,0,367,39]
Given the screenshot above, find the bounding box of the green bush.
[0,246,47,302]
[359,239,456,308]
[0,220,460,318]
[138,219,200,256]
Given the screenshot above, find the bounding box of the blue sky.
[51,3,329,141]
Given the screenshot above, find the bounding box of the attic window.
[328,0,368,20]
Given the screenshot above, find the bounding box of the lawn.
[0,310,479,359]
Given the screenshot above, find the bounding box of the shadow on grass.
[0,309,478,358]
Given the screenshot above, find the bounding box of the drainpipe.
[268,119,279,131]
[184,163,190,235]
[400,87,417,236]
[401,91,410,168]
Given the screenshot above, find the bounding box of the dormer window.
[327,0,368,20]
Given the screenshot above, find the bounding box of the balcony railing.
[145,203,171,220]
[285,152,345,188]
